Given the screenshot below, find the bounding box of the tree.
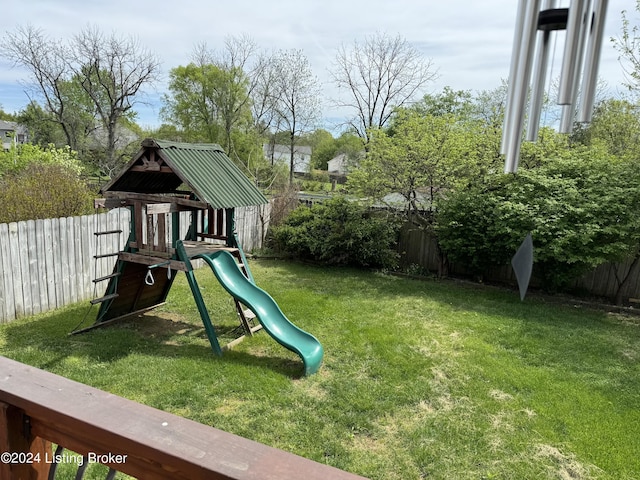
[162,63,228,143]
[269,49,321,184]
[306,129,336,170]
[571,98,640,159]
[71,26,159,173]
[2,26,82,150]
[613,0,640,92]
[2,25,159,175]
[348,108,480,218]
[331,32,437,144]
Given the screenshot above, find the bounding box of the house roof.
[101,138,267,208]
[263,144,312,156]
[0,120,27,134]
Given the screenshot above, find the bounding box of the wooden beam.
[118,252,188,271]
[129,166,173,173]
[103,192,208,211]
[146,203,172,215]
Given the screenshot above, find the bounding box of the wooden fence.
[0,204,271,323]
[398,223,640,304]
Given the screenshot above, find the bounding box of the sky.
[0,0,633,132]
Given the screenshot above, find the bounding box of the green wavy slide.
[194,250,324,376]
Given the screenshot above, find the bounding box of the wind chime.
[501,0,609,174]
[501,1,609,300]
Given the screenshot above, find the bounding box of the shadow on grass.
[0,304,304,378]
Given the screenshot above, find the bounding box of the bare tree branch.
[331,32,438,143]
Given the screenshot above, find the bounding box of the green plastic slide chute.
[193,250,324,376]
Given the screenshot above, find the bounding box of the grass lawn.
[1,259,639,479]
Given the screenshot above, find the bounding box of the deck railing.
[0,356,367,480]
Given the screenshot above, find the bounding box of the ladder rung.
[94,253,119,259]
[92,272,121,283]
[90,293,119,305]
[94,230,122,236]
[250,324,263,333]
[243,309,256,319]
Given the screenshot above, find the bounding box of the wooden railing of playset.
[0,356,367,480]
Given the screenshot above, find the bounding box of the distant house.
[327,151,363,181]
[0,121,28,150]
[263,144,312,174]
[327,153,350,176]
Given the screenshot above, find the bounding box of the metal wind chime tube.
[503,0,542,173]
[558,0,587,105]
[578,0,609,123]
[560,0,591,133]
[501,0,609,174]
[527,0,558,142]
[501,0,528,157]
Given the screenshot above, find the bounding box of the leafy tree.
[0,107,17,121]
[348,109,481,216]
[410,87,474,118]
[16,101,67,148]
[331,32,437,144]
[162,63,228,143]
[571,98,640,159]
[306,129,335,170]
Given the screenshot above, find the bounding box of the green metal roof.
[103,139,267,209]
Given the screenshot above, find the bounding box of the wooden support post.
[0,402,51,479]
[216,209,224,237]
[157,214,166,252]
[134,202,143,251]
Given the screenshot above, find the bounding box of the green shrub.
[269,196,400,269]
[0,143,85,177]
[0,163,94,223]
[436,155,640,291]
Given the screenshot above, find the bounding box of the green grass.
[1,259,639,479]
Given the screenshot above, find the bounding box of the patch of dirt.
[132,312,200,337]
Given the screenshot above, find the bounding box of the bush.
[0,143,85,177]
[436,155,640,291]
[269,196,400,269]
[0,163,94,223]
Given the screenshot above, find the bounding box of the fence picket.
[43,218,56,312]
[0,223,12,323]
[26,220,40,315]
[8,223,24,318]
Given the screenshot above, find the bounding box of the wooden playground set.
[76,138,323,376]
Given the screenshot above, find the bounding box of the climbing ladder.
[89,228,123,307]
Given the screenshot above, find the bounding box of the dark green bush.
[436,155,640,291]
[270,196,400,269]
